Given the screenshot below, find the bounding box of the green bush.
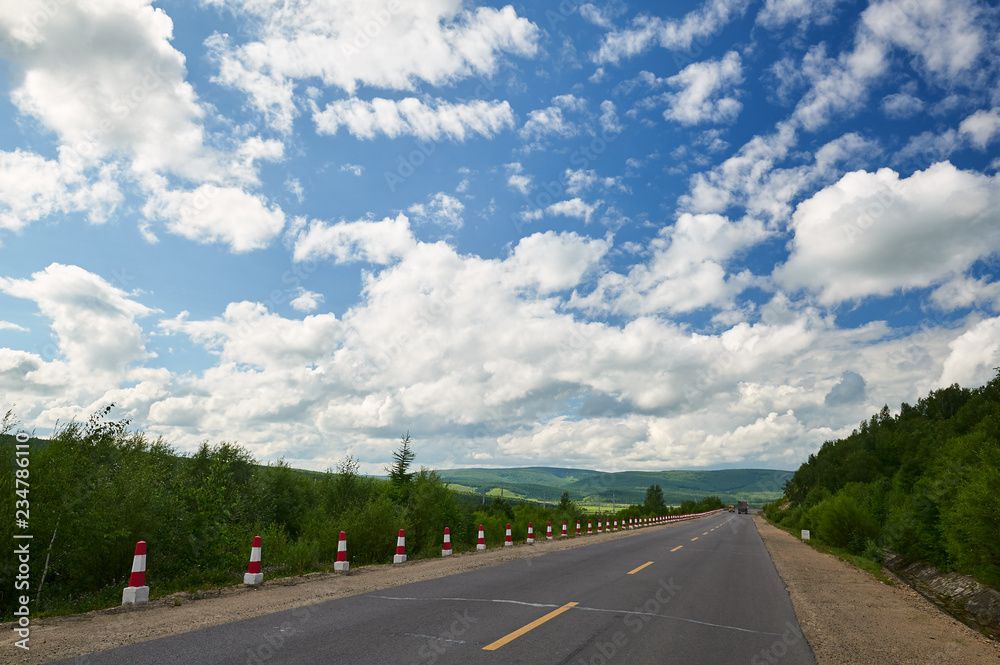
[813,493,880,553]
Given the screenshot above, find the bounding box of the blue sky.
[1,0,999,474]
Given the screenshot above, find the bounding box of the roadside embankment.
[884,551,1000,641]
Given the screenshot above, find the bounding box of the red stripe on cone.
[442,527,452,557]
[129,541,146,587]
[335,531,349,571]
[477,524,486,551]
[247,536,262,575]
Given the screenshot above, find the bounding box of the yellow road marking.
[483,602,579,651]
[702,532,708,535]
[691,537,698,541]
[627,561,654,575]
[670,545,683,552]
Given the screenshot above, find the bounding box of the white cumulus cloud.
[314,97,515,141]
[775,162,1000,304]
[206,0,539,133]
[662,51,744,126]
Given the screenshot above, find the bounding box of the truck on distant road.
[737,500,748,514]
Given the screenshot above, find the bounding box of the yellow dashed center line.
[670,545,683,552]
[483,602,579,651]
[691,537,698,541]
[627,561,654,575]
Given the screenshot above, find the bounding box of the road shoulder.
[753,514,1000,665]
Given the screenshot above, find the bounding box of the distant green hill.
[434,466,790,508]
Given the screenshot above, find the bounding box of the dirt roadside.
[6,516,999,664]
[754,514,1000,664]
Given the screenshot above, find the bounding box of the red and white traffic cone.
[612,519,617,532]
[546,522,553,541]
[122,540,149,605]
[442,527,452,557]
[629,517,633,529]
[527,522,534,544]
[244,535,264,584]
[587,520,592,534]
[393,529,406,563]
[477,524,486,551]
[505,524,513,547]
[562,521,568,538]
[597,520,603,533]
[576,520,581,536]
[335,531,349,571]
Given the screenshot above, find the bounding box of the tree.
[643,484,665,514]
[324,454,372,514]
[558,491,572,511]
[385,432,416,502]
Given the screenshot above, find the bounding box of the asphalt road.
[46,514,816,665]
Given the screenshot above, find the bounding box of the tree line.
[763,371,1000,589]
[0,409,722,619]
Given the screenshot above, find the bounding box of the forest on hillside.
[0,409,721,620]
[435,466,788,507]
[765,371,1000,589]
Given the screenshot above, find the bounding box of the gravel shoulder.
[754,514,1000,664]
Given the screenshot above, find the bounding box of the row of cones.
[121,510,724,604]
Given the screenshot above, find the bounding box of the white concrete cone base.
[393,554,407,563]
[244,572,263,585]
[122,586,149,605]
[334,561,349,572]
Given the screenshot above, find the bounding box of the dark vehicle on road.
[737,500,748,514]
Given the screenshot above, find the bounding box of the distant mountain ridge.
[434,466,791,507]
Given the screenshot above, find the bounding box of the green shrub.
[813,493,880,553]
